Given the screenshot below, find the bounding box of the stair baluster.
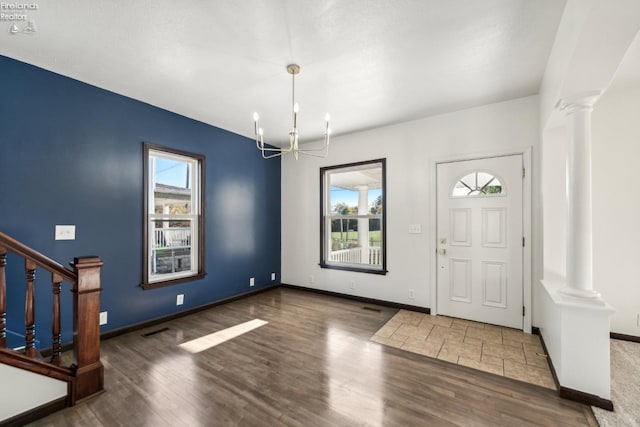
[51,272,62,365]
[24,259,37,358]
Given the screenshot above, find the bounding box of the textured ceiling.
[1,0,567,145]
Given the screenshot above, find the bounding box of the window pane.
[369,189,382,214]
[461,173,476,189]
[453,181,470,197]
[476,172,493,188]
[153,157,193,215]
[154,190,192,215]
[485,182,503,194]
[155,158,190,187]
[330,218,358,251]
[150,219,193,277]
[326,218,383,267]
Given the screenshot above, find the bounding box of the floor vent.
[141,327,170,337]
[362,306,382,312]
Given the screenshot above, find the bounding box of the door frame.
[429,148,532,332]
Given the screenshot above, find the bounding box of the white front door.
[436,155,523,329]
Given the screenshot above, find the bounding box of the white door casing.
[436,155,524,329]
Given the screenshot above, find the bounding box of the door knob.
[439,248,447,255]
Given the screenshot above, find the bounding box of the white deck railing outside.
[329,247,381,265]
[153,227,191,249]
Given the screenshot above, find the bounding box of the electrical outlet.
[271,272,276,281]
[409,289,415,299]
[250,277,255,286]
[176,294,184,306]
[99,311,108,325]
[349,280,355,290]
[309,275,314,284]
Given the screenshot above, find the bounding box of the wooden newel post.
[71,256,104,404]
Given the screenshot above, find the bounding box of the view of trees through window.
[330,193,382,251]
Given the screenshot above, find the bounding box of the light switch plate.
[55,225,76,240]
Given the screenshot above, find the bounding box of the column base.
[558,286,601,299]
[540,280,615,400]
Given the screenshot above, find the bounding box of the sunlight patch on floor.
[179,318,268,353]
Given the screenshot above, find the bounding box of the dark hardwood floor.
[28,288,597,426]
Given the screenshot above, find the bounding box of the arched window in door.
[452,171,504,197]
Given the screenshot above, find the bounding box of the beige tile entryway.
[371,310,556,390]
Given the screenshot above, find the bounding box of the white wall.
[592,82,640,336]
[0,364,67,421]
[282,96,539,316]
[540,124,568,283]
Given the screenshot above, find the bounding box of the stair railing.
[0,232,104,405]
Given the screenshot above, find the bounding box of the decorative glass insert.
[452,171,503,197]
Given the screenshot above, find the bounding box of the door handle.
[439,248,447,255]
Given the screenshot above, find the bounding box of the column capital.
[555,90,603,113]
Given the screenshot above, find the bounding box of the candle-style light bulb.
[293,103,300,113]
[325,113,331,122]
[253,112,259,121]
[258,127,264,149]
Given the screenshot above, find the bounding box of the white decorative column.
[537,91,615,407]
[557,92,601,299]
[355,185,369,264]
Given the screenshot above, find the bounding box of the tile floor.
[371,310,556,390]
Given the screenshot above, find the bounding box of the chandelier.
[253,64,331,160]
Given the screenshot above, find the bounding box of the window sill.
[319,264,388,275]
[140,272,207,290]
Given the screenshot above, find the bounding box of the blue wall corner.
[0,55,281,348]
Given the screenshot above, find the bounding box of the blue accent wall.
[0,55,281,348]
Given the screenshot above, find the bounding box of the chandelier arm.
[292,133,330,152]
[296,144,329,152]
[262,151,287,159]
[259,143,294,158]
[259,146,294,153]
[295,149,329,158]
